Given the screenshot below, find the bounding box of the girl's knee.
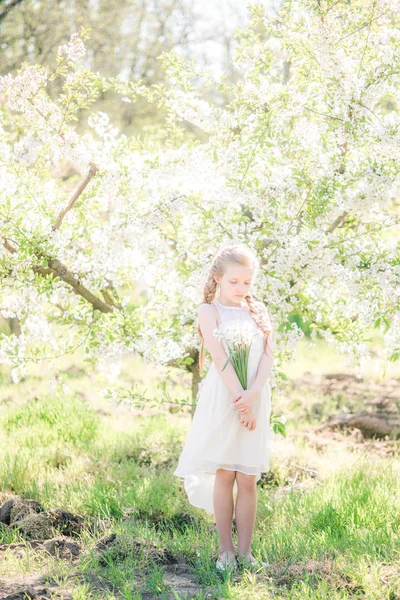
[235,471,257,490]
[215,468,236,485]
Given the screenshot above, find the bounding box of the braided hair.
[197,245,272,377]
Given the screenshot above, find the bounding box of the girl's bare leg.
[213,468,236,553]
[234,471,258,558]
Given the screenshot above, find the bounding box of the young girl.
[174,245,274,571]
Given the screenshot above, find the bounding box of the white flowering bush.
[0,0,400,404]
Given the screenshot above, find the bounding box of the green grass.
[0,340,399,599]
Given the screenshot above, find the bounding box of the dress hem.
[174,466,270,478]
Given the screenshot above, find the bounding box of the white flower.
[58,33,86,61]
[213,320,258,347]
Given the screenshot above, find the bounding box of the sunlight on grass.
[0,334,399,598]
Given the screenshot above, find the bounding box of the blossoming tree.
[1,0,400,419]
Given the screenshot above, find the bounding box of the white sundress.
[173,298,272,516]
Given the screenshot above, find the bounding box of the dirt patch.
[266,557,365,594]
[290,373,400,438]
[0,572,71,599]
[0,570,119,600]
[0,533,109,564]
[0,530,207,600]
[290,373,400,408]
[160,561,206,599]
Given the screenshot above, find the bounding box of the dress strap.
[212,300,225,323]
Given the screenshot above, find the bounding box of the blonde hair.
[197,244,272,377]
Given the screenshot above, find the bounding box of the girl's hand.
[233,388,259,415]
[239,408,257,431]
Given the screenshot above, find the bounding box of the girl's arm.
[251,303,274,395]
[249,336,274,395]
[197,304,245,398]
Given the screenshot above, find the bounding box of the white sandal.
[239,552,270,570]
[216,550,238,571]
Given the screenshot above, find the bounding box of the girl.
[173,245,274,571]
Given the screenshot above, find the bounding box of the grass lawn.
[0,336,399,599]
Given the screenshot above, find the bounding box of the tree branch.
[3,239,115,314]
[0,0,25,23]
[326,211,348,233]
[53,161,99,230]
[32,259,114,313]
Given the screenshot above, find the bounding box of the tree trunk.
[183,347,200,420]
[6,317,21,336]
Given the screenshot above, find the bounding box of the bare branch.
[0,0,25,23]
[336,9,391,43]
[3,238,16,253]
[53,162,99,230]
[3,238,115,313]
[325,0,342,14]
[32,258,114,313]
[100,280,123,310]
[303,105,344,122]
[326,211,348,233]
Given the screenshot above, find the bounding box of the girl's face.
[216,263,254,302]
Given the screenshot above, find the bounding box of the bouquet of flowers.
[212,320,259,390]
[213,319,287,437]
